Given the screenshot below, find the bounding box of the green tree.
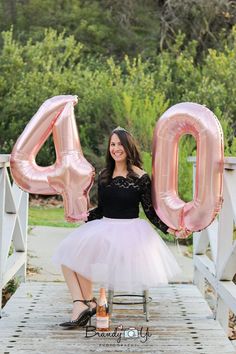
[1,26,236,204]
[0,0,235,59]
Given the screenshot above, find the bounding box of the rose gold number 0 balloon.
[152,102,224,232]
[10,95,95,222]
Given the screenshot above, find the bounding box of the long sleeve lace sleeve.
[140,174,169,234]
[86,174,103,222]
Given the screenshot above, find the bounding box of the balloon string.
[175,237,184,256]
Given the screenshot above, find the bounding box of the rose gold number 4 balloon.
[152,102,224,233]
[10,95,95,222]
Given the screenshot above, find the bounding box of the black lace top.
[87,172,169,234]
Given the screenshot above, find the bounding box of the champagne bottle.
[96,287,110,331]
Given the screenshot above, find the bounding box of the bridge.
[0,154,235,353]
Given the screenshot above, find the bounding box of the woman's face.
[109,133,127,163]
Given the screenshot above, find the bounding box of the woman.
[52,126,186,328]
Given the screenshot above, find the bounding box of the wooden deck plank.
[0,282,235,354]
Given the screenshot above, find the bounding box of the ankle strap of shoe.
[73,299,88,304]
[88,297,97,304]
[73,297,97,305]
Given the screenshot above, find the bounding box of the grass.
[29,207,79,228]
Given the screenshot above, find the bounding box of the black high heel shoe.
[79,297,97,326]
[88,297,97,318]
[59,298,97,328]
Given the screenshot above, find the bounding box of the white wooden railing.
[0,154,28,310]
[190,157,236,334]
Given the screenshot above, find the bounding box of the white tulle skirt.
[52,217,182,292]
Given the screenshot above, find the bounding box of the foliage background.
[0,0,236,204]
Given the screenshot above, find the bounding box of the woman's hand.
[167,228,176,236]
[167,227,192,239]
[175,229,192,239]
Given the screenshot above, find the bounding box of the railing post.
[0,154,29,314]
[0,156,7,311]
[189,156,236,334]
[215,170,234,331]
[16,189,29,283]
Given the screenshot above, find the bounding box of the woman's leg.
[61,265,88,320]
[76,272,92,299]
[76,272,96,310]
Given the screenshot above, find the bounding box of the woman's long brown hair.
[100,128,143,185]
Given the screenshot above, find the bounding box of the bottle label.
[96,316,109,329]
[98,299,107,306]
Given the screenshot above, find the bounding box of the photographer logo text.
[85,325,152,343]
